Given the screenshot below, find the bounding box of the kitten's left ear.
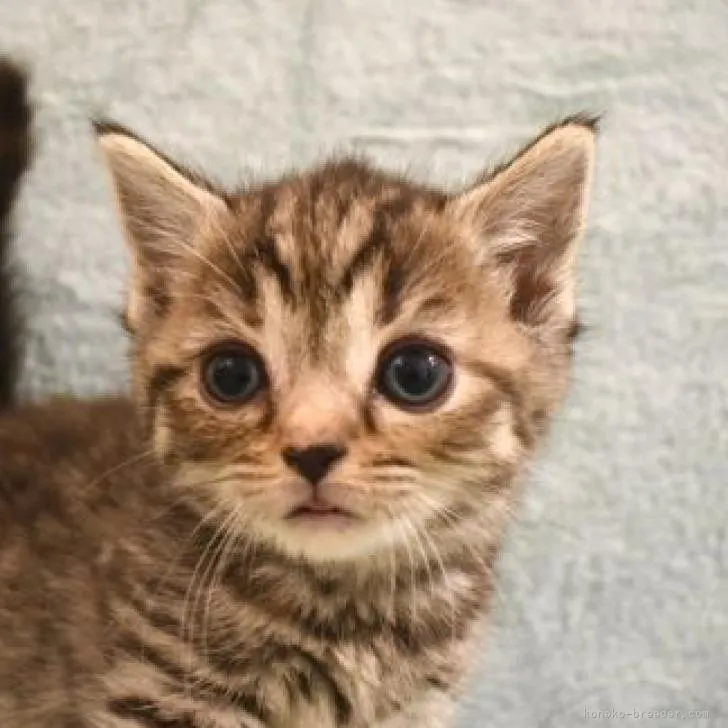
[452,117,597,332]
[93,121,227,328]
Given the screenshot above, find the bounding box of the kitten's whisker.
[201,510,239,665]
[143,479,242,625]
[387,527,398,622]
[173,237,243,299]
[414,491,498,579]
[368,474,415,485]
[146,484,224,526]
[82,448,156,494]
[402,515,435,600]
[418,495,516,629]
[143,500,229,620]
[219,229,248,287]
[415,492,461,525]
[390,515,417,623]
[369,465,417,477]
[142,481,242,611]
[180,510,233,695]
[136,500,231,701]
[383,505,399,622]
[234,528,255,578]
[408,502,457,644]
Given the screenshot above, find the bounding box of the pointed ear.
[452,117,597,332]
[93,121,227,329]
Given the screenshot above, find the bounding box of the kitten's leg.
[375,690,458,728]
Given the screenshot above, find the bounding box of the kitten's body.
[1,397,476,727]
[0,63,596,727]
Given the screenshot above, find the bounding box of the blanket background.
[2,1,726,724]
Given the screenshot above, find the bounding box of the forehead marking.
[251,236,294,302]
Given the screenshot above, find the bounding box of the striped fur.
[0,105,596,727]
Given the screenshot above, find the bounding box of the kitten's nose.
[282,443,347,485]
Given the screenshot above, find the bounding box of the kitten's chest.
[106,602,430,728]
[109,544,472,728]
[253,637,414,728]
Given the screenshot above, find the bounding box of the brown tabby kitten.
[0,60,597,728]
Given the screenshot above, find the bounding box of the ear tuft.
[453,117,597,332]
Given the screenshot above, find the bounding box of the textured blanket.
[1,1,726,725]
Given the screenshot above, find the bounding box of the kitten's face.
[97,121,595,561]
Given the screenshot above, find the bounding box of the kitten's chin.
[263,515,396,562]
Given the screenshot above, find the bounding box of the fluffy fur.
[0,61,597,728]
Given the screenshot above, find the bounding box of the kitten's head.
[95,118,596,562]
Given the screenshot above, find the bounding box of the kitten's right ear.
[93,121,227,327]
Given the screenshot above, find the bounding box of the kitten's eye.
[377,340,453,411]
[202,346,267,405]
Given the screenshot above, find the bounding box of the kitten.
[0,57,30,409]
[0,60,597,728]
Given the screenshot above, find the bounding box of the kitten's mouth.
[286,499,358,527]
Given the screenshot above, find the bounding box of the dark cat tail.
[0,56,32,410]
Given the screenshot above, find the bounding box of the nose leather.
[282,443,347,484]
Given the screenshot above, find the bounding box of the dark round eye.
[202,346,267,405]
[377,341,453,410]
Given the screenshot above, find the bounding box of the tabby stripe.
[267,644,353,725]
[370,455,416,469]
[222,241,259,309]
[115,632,271,725]
[412,294,454,320]
[147,365,185,411]
[466,361,519,402]
[143,282,172,319]
[465,360,536,448]
[125,595,183,637]
[378,260,405,324]
[116,628,189,686]
[228,691,271,724]
[359,398,378,434]
[253,235,294,301]
[222,571,478,652]
[426,675,454,691]
[340,208,387,293]
[107,698,195,728]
